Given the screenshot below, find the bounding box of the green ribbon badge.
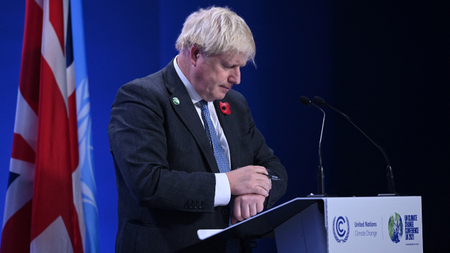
[172,97,180,105]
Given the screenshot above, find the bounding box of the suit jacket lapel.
[214,100,241,171]
[163,59,220,173]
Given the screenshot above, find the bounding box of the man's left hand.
[230,194,265,225]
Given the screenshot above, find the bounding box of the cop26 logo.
[388,212,403,243]
[333,216,350,243]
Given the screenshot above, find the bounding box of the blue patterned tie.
[199,100,230,173]
[199,100,239,252]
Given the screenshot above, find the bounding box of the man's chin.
[205,90,229,101]
[215,93,228,101]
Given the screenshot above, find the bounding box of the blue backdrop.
[1,0,449,252]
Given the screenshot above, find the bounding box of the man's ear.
[189,46,201,66]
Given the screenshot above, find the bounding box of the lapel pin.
[172,97,180,105]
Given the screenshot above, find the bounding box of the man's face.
[191,51,247,102]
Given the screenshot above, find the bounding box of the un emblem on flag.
[333,216,350,243]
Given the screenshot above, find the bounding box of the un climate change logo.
[333,216,350,243]
[388,212,403,243]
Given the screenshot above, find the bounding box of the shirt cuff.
[214,173,231,207]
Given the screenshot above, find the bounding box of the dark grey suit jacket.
[108,59,288,253]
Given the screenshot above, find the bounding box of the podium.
[198,196,423,253]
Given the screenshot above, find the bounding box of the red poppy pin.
[219,101,231,123]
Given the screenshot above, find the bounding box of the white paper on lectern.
[197,197,325,242]
[197,229,223,240]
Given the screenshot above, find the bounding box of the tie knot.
[199,100,208,110]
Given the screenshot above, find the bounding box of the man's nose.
[228,68,241,85]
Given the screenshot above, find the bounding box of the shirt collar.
[173,56,203,105]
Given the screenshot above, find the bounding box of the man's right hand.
[226,166,272,197]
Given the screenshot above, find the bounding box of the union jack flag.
[1,0,99,252]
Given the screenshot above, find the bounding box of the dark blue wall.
[1,0,448,252]
[333,1,450,252]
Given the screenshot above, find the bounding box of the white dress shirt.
[173,57,231,207]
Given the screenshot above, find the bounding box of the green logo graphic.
[388,212,403,243]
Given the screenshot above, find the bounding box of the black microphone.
[299,96,326,196]
[313,96,397,195]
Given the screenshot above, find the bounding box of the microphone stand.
[313,96,397,196]
[299,96,327,196]
[316,105,326,196]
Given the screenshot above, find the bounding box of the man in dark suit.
[108,6,288,253]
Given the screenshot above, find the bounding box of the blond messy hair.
[176,6,256,65]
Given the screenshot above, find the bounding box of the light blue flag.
[71,1,100,252]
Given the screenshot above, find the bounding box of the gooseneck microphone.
[312,96,397,195]
[299,96,326,196]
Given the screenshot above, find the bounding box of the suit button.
[222,209,229,215]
